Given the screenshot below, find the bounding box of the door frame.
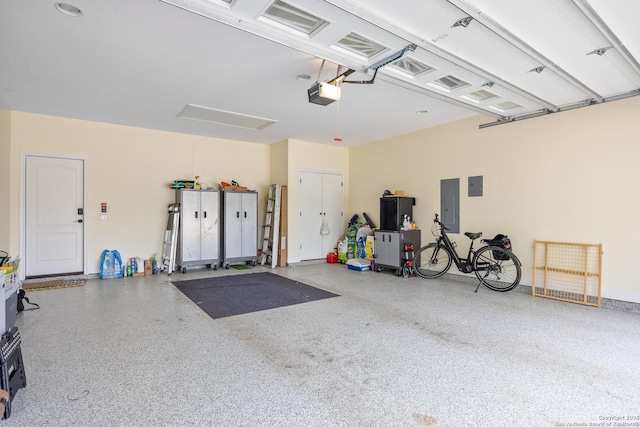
[20,152,88,279]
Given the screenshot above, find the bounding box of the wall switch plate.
[99,214,107,221]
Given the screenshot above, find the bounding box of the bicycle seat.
[464,232,483,240]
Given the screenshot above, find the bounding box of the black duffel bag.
[484,234,512,260]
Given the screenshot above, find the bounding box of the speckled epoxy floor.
[5,263,640,426]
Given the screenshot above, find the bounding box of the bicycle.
[413,214,522,292]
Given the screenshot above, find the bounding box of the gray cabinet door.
[374,230,420,269]
[241,192,258,257]
[180,190,201,262]
[224,192,243,259]
[222,191,258,263]
[200,190,219,261]
[375,231,399,268]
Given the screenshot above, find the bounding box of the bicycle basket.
[485,234,512,260]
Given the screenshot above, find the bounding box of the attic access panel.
[176,104,277,130]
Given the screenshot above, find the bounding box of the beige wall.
[8,111,270,274]
[0,111,10,251]
[350,96,640,303]
[269,140,288,185]
[5,96,640,303]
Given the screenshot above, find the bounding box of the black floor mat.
[173,272,339,319]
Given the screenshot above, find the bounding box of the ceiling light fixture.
[296,74,311,81]
[54,2,82,17]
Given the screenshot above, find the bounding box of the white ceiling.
[1,0,639,147]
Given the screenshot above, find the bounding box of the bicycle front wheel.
[473,246,521,292]
[414,243,452,279]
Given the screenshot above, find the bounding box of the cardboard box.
[144,260,152,276]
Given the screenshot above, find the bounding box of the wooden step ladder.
[161,203,180,275]
[260,184,281,268]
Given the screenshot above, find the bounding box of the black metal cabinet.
[379,196,415,231]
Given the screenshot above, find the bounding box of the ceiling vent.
[177,104,277,130]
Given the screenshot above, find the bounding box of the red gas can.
[326,251,338,263]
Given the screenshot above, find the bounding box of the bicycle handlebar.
[433,213,448,230]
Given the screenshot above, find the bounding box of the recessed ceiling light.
[54,2,83,17]
[296,74,311,81]
[416,110,429,114]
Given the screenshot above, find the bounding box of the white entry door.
[25,156,85,277]
[299,171,343,260]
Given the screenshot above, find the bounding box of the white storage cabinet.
[175,189,220,273]
[221,191,258,268]
[299,171,344,260]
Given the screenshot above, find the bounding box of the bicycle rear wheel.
[473,246,521,292]
[414,243,452,279]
